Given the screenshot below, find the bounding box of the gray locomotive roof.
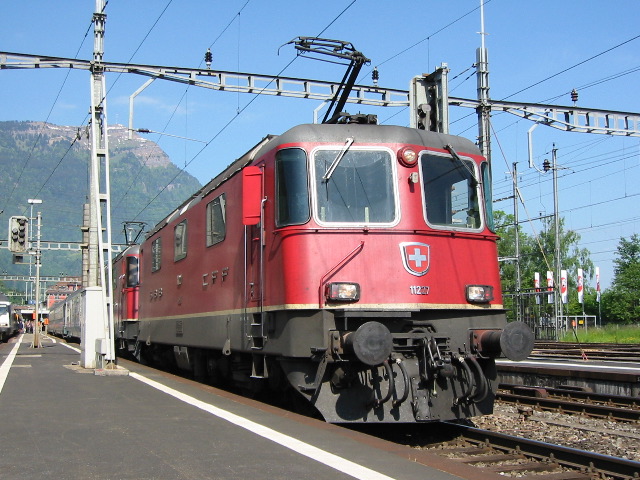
[263,123,481,157]
[145,134,275,239]
[145,124,481,239]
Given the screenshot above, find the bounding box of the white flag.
[561,270,568,304]
[577,268,584,304]
[547,271,554,304]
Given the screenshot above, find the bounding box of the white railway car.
[0,294,19,342]
[48,289,83,339]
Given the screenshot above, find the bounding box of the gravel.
[472,401,640,462]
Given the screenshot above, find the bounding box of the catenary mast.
[81,0,115,368]
[476,0,491,162]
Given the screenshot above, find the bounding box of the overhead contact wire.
[132,1,359,219]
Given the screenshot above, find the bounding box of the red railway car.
[113,245,140,343]
[116,122,533,423]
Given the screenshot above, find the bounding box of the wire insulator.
[205,48,213,69]
[372,66,379,86]
[570,88,578,104]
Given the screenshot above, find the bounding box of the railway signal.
[8,216,28,253]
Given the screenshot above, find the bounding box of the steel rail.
[496,391,640,423]
[447,423,640,480]
[500,383,640,410]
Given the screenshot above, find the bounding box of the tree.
[495,212,595,320]
[496,214,593,292]
[601,234,640,324]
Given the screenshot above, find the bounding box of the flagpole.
[595,266,601,327]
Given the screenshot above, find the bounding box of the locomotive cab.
[239,124,533,422]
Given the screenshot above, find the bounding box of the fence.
[503,289,597,340]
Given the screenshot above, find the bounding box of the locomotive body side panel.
[137,180,249,350]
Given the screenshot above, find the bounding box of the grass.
[559,324,640,344]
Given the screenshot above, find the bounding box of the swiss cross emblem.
[400,242,430,276]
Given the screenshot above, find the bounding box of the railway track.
[532,342,640,362]
[497,384,640,422]
[430,423,640,480]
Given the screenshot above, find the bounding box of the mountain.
[0,120,202,285]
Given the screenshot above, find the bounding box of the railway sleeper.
[457,452,527,464]
[515,473,594,480]
[485,462,563,473]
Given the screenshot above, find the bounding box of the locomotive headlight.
[398,147,417,167]
[326,282,360,302]
[466,284,494,303]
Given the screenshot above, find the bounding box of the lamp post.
[27,199,41,303]
[27,199,42,348]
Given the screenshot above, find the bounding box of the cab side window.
[174,220,187,261]
[127,256,139,287]
[206,194,227,246]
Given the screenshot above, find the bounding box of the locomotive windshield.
[313,148,396,224]
[276,148,311,227]
[420,152,482,230]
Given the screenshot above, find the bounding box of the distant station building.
[46,278,82,308]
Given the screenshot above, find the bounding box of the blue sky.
[1,0,639,290]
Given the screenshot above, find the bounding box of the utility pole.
[550,145,563,331]
[512,163,522,323]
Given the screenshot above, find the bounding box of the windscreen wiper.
[444,144,479,186]
[323,137,354,182]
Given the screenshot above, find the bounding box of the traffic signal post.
[8,205,43,348]
[8,215,28,264]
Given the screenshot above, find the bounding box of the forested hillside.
[0,120,201,282]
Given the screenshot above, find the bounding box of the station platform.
[0,334,481,480]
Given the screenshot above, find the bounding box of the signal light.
[8,216,29,253]
[397,147,417,167]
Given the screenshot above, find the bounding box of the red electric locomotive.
[116,121,533,423]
